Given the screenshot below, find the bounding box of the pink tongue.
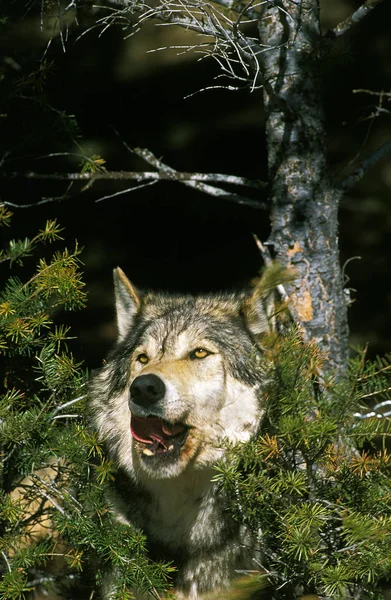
[131,415,186,447]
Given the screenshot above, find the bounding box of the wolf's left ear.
[113,267,141,340]
[242,264,294,340]
[242,287,275,339]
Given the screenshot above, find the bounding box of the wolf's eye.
[190,348,211,360]
[137,353,149,364]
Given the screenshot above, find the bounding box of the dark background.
[1,0,391,368]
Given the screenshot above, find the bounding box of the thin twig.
[353,88,391,98]
[358,387,391,402]
[95,179,158,202]
[32,472,82,515]
[355,399,391,419]
[328,0,385,37]
[2,182,75,209]
[1,163,267,209]
[1,551,11,573]
[338,137,391,191]
[52,413,80,419]
[103,0,274,97]
[0,169,265,188]
[132,146,267,208]
[34,487,68,516]
[51,393,86,417]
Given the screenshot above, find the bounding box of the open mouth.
[130,415,190,459]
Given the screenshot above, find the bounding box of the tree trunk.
[258,0,349,375]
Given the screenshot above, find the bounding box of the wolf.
[89,267,274,599]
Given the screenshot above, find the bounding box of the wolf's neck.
[142,466,216,507]
[140,467,226,549]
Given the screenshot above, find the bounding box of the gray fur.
[89,268,271,599]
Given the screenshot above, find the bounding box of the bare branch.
[355,399,391,418]
[193,0,267,22]
[353,88,391,98]
[95,179,158,202]
[99,0,273,94]
[33,485,68,517]
[0,163,267,210]
[352,88,391,121]
[338,137,391,192]
[329,0,386,37]
[51,393,86,418]
[131,146,267,208]
[0,168,265,189]
[1,551,11,573]
[32,471,82,515]
[0,163,267,209]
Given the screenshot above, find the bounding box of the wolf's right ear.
[113,267,141,340]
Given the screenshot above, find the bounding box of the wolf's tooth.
[167,444,174,451]
[142,448,154,456]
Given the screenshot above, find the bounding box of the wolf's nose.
[129,374,166,408]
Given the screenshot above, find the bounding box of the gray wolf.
[89,267,273,599]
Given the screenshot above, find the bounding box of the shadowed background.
[1,0,391,367]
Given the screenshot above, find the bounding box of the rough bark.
[258,0,349,375]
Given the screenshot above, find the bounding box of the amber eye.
[137,353,149,364]
[190,348,211,360]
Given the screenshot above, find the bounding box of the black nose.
[129,374,166,408]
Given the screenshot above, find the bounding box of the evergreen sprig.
[3,212,391,599]
[0,223,85,356]
[0,215,172,599]
[214,329,391,599]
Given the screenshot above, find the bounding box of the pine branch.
[328,0,386,37]
[1,164,267,210]
[0,167,265,189]
[338,137,391,191]
[96,0,272,94]
[131,146,267,208]
[50,393,86,418]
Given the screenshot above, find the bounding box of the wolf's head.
[90,268,274,480]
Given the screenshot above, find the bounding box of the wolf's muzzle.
[130,374,166,409]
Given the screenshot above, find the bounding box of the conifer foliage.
[1,208,391,599]
[0,210,173,599]
[214,332,391,599]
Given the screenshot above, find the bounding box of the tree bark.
[258,0,349,375]
[1,0,354,376]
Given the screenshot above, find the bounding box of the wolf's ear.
[242,264,293,340]
[242,287,275,339]
[113,267,141,340]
